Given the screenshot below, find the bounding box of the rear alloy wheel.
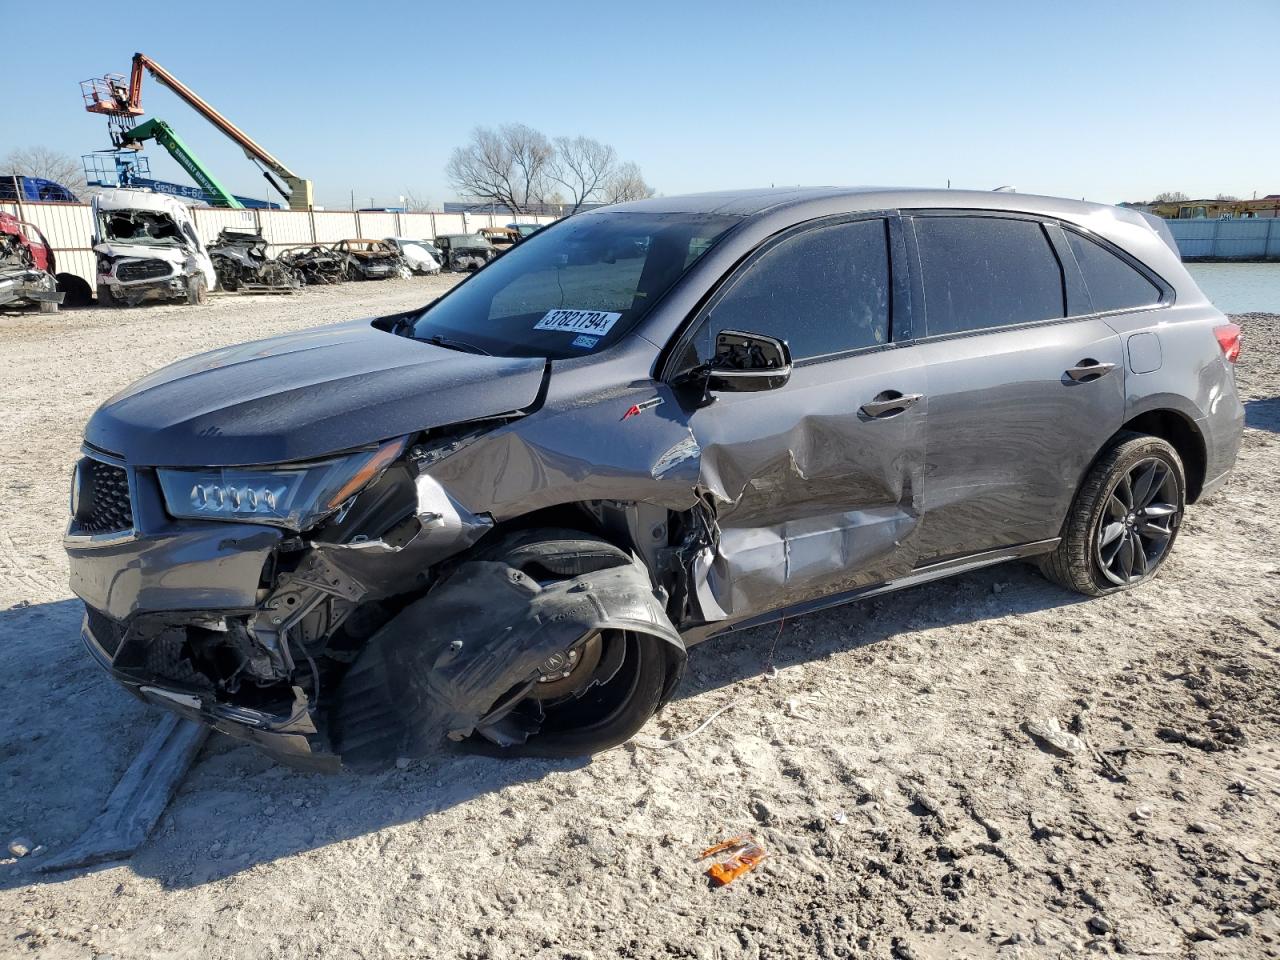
[1038,432,1186,596]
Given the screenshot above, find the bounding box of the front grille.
[72,456,133,534]
[85,604,124,657]
[116,258,171,282]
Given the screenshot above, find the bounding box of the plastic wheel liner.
[329,545,684,769]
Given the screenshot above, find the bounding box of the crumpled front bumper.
[65,459,339,769]
[79,612,338,771]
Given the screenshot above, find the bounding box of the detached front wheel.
[471,530,671,757]
[1039,433,1186,596]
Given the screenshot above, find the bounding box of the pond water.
[1185,263,1280,315]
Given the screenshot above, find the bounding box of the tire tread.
[1038,431,1184,597]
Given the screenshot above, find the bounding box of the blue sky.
[6,0,1278,209]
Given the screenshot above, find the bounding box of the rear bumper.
[1195,391,1245,502]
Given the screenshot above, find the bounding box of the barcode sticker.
[534,309,622,335]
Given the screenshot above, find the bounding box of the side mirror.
[706,330,792,393]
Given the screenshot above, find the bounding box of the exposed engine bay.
[278,244,347,285]
[0,212,63,313]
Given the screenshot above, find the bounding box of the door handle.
[1065,359,1117,382]
[860,390,924,419]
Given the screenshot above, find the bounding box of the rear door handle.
[1065,359,1117,382]
[860,391,924,419]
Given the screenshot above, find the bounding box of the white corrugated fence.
[0,199,558,286]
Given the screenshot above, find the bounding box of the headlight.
[157,437,406,530]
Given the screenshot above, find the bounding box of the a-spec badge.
[621,397,664,421]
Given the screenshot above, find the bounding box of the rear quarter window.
[1064,230,1162,314]
[914,216,1065,336]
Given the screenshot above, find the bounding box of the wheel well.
[1120,410,1207,502]
[482,504,614,543]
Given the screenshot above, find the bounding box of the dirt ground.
[0,283,1276,960]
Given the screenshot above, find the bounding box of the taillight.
[1214,323,1242,363]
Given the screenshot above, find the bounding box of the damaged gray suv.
[66,188,1244,771]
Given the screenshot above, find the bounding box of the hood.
[85,319,547,466]
[93,241,191,261]
[399,245,440,269]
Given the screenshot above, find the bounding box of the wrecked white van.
[93,189,216,306]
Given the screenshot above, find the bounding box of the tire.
[470,528,670,758]
[56,274,93,308]
[186,275,208,306]
[1038,432,1186,597]
[96,284,123,308]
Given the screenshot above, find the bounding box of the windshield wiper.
[419,334,491,356]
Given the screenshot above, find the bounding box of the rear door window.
[697,218,890,362]
[1064,230,1162,314]
[914,216,1065,336]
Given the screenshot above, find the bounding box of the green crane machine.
[116,119,244,209]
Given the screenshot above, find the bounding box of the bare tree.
[1152,191,1189,203]
[3,145,87,192]
[446,124,554,214]
[548,136,616,214]
[602,162,655,204]
[402,189,433,212]
[1215,193,1239,202]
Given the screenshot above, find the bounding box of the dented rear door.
[679,215,926,621]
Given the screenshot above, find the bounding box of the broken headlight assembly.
[156,437,407,531]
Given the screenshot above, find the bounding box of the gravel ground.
[0,287,1277,960]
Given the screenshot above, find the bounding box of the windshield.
[446,235,489,250]
[411,212,740,358]
[98,209,184,246]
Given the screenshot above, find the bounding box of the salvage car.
[66,187,1244,772]
[508,222,544,241]
[383,237,442,275]
[332,239,403,281]
[278,244,347,285]
[209,228,302,293]
[433,233,498,271]
[478,226,519,252]
[0,212,63,313]
[93,189,216,306]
